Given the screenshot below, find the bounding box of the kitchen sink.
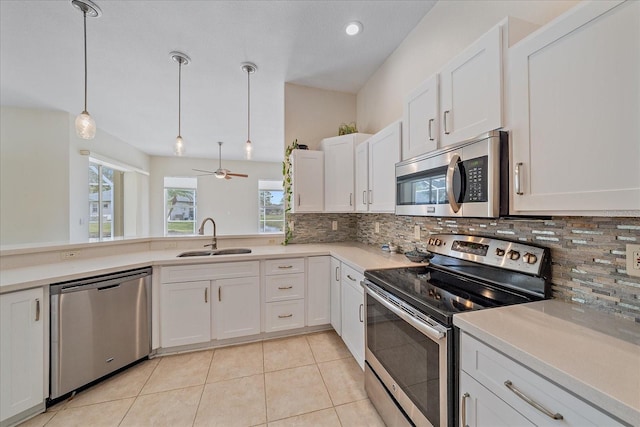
[177,248,252,257]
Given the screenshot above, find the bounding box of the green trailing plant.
[282,139,299,245]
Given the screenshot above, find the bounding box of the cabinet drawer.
[341,263,364,291]
[460,333,623,426]
[265,273,305,302]
[265,258,305,275]
[265,300,305,332]
[161,261,259,283]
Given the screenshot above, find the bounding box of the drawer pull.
[35,299,40,322]
[461,392,469,427]
[278,286,293,290]
[278,314,293,318]
[504,380,563,420]
[346,274,356,282]
[204,288,208,303]
[218,286,221,302]
[278,265,294,269]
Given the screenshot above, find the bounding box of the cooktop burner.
[364,234,551,325]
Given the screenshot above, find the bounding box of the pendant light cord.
[83,9,88,112]
[178,59,182,137]
[247,68,250,143]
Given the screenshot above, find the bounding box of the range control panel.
[426,234,548,276]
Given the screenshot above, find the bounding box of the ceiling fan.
[194,141,249,180]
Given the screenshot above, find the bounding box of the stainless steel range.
[363,234,551,427]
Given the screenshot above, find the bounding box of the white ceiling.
[0,0,436,162]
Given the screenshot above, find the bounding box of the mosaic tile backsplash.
[287,213,640,322]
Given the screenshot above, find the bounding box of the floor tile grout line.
[191,348,216,427]
[261,341,269,425]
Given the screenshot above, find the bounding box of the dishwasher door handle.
[97,284,120,291]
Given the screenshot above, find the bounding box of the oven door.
[364,282,449,427]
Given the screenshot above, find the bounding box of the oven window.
[367,294,441,425]
[396,166,449,205]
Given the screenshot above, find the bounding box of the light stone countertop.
[454,299,640,426]
[0,242,415,294]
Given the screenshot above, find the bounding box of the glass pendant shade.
[245,139,252,159]
[174,136,185,156]
[75,111,96,139]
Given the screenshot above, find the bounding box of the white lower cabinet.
[340,263,365,369]
[0,287,45,425]
[330,257,342,335]
[306,256,330,327]
[264,257,306,333]
[460,332,624,427]
[214,276,260,340]
[160,261,260,348]
[160,281,211,347]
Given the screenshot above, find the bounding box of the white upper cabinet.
[440,24,503,147]
[368,121,401,212]
[321,133,371,212]
[509,0,640,215]
[290,149,324,213]
[402,74,439,160]
[355,122,401,213]
[354,142,369,212]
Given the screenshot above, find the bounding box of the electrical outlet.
[414,225,421,240]
[375,222,380,233]
[627,244,640,277]
[288,220,294,231]
[332,220,338,231]
[61,251,79,260]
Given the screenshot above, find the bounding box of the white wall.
[149,156,282,236]
[356,0,579,133]
[1,107,70,245]
[1,107,150,245]
[285,83,357,151]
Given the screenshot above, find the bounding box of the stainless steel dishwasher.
[50,267,151,399]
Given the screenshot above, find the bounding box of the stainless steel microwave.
[395,130,508,218]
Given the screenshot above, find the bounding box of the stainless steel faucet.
[198,217,217,250]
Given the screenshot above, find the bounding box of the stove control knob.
[523,253,538,264]
[434,238,442,246]
[428,238,434,245]
[507,250,520,261]
[495,248,506,256]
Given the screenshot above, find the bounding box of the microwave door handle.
[446,154,462,213]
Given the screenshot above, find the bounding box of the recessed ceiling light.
[345,21,363,36]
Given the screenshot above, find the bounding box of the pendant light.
[71,0,101,140]
[170,51,191,156]
[241,62,257,159]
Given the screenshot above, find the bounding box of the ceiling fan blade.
[225,175,232,180]
[193,168,216,174]
[226,172,249,178]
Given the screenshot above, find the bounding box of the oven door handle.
[365,286,446,341]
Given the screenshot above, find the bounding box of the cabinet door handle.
[443,110,451,134]
[504,380,563,420]
[297,194,301,206]
[359,303,364,322]
[346,274,356,282]
[428,118,435,141]
[204,288,208,303]
[362,190,367,205]
[368,190,372,205]
[278,314,293,318]
[515,162,524,195]
[278,285,293,290]
[278,265,293,269]
[461,392,470,427]
[35,298,40,322]
[335,266,340,281]
[218,286,221,302]
[349,192,353,206]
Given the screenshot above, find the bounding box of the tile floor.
[20,331,386,427]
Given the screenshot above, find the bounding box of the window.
[89,162,123,239]
[164,177,197,235]
[258,180,284,233]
